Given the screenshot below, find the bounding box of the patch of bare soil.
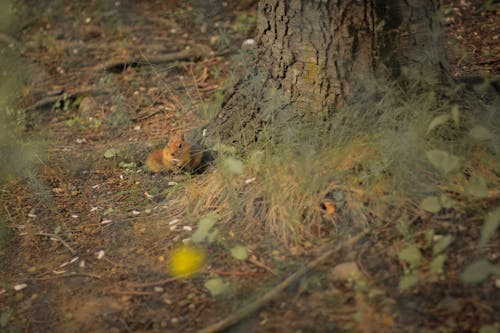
[0,0,498,332]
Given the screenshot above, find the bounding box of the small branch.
[209,270,261,277]
[125,276,180,289]
[197,230,369,333]
[132,109,162,121]
[92,44,212,73]
[110,290,158,296]
[31,272,101,280]
[248,257,278,276]
[26,87,110,112]
[35,232,77,255]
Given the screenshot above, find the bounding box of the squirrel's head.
[168,131,186,152]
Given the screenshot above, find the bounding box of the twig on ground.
[31,272,101,280]
[110,290,159,296]
[248,257,278,276]
[197,229,369,333]
[209,270,261,277]
[35,232,77,255]
[125,276,181,289]
[26,87,110,112]
[92,44,212,73]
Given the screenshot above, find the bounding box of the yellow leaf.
[168,245,205,278]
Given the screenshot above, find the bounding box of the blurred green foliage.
[0,1,40,183]
[0,0,20,34]
[232,11,256,36]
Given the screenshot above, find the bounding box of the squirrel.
[146,131,204,173]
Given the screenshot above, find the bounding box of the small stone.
[14,283,28,291]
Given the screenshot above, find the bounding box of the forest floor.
[0,0,498,332]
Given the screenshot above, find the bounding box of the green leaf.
[207,230,219,243]
[465,175,488,198]
[479,207,500,247]
[396,215,410,237]
[72,95,85,108]
[427,114,450,134]
[424,229,435,248]
[429,254,447,275]
[192,213,220,243]
[212,143,236,155]
[104,148,119,159]
[399,245,423,268]
[119,161,136,169]
[426,150,460,174]
[469,125,493,141]
[439,194,456,209]
[420,196,441,213]
[223,157,244,175]
[398,273,419,290]
[230,245,248,260]
[249,149,264,164]
[460,259,493,283]
[204,278,230,297]
[433,235,453,256]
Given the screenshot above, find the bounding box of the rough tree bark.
[212,0,449,144]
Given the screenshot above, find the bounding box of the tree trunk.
[212,0,448,144]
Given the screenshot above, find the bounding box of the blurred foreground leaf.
[479,207,500,247]
[104,148,119,159]
[204,278,230,297]
[398,273,419,290]
[399,245,422,269]
[192,213,219,243]
[426,150,460,174]
[433,235,453,256]
[427,114,450,134]
[230,245,248,260]
[469,125,493,141]
[420,196,441,213]
[460,259,499,283]
[223,157,244,175]
[465,176,488,198]
[429,254,447,275]
[168,245,205,278]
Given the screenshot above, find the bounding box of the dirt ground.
[1,0,499,332]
